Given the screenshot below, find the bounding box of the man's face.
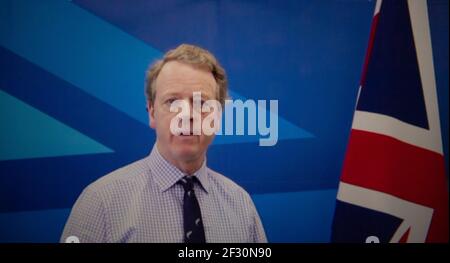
[148,61,217,167]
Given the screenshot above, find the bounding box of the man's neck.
[173,160,203,175]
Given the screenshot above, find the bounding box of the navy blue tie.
[179,176,206,243]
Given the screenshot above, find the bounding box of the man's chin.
[173,146,201,161]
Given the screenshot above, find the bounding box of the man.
[61,44,267,243]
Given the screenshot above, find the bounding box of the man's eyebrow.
[196,93,213,100]
[160,92,181,98]
[160,90,215,100]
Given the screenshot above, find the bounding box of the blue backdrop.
[0,0,448,242]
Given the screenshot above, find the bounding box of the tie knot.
[178,176,195,192]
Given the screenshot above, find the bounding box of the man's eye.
[165,98,176,104]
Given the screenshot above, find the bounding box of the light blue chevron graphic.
[0,0,313,145]
[0,0,161,125]
[0,90,113,160]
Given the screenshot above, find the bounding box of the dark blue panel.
[357,0,429,129]
[331,200,402,243]
[0,153,129,212]
[208,138,342,194]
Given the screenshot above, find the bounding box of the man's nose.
[177,99,201,122]
[176,100,192,121]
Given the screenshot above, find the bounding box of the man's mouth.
[178,130,198,136]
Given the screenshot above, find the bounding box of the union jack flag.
[331,0,449,243]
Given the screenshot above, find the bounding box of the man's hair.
[145,44,228,106]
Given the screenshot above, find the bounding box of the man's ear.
[147,101,156,129]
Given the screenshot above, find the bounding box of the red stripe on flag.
[341,129,449,242]
[399,228,410,243]
[360,14,380,87]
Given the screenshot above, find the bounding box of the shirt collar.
[148,144,210,194]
